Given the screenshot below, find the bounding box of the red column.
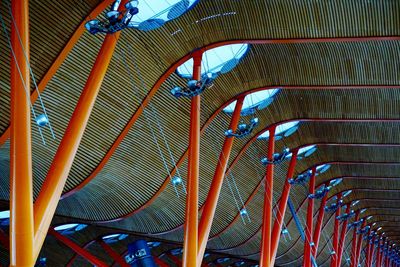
[365,240,371,267]
[260,126,276,267]
[354,220,367,266]
[303,168,316,267]
[377,239,382,267]
[182,52,202,267]
[270,148,299,265]
[153,257,169,267]
[10,0,35,265]
[311,183,329,258]
[49,229,107,267]
[330,194,342,267]
[350,211,360,267]
[98,240,129,267]
[337,204,351,267]
[197,97,244,264]
[368,237,375,267]
[167,253,182,266]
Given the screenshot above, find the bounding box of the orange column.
[98,240,130,267]
[303,168,316,267]
[270,148,299,265]
[33,9,124,259]
[182,52,202,267]
[10,0,35,266]
[197,97,244,264]
[49,229,107,267]
[260,126,276,267]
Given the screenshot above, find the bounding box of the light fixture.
[225,117,259,138]
[85,1,139,34]
[289,170,312,185]
[36,114,49,127]
[171,176,182,186]
[171,73,216,98]
[261,148,291,165]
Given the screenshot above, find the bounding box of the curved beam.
[0,0,114,146]
[215,186,400,255]
[61,36,400,200]
[96,119,400,223]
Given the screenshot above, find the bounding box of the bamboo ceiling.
[1,0,400,266]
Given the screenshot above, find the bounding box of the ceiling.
[1,0,400,266]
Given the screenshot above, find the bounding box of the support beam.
[350,211,361,267]
[270,148,299,265]
[182,52,202,267]
[197,97,244,264]
[354,220,367,266]
[10,0,34,266]
[259,126,276,267]
[337,204,351,267]
[330,194,342,267]
[49,229,107,267]
[98,240,129,267]
[312,182,329,258]
[32,3,125,258]
[303,168,316,267]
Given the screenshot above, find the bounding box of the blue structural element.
[125,240,157,267]
[288,197,318,267]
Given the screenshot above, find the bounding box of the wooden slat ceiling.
[1,0,400,265]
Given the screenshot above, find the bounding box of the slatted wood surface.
[1,0,400,265]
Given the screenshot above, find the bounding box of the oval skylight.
[316,164,330,174]
[343,190,352,197]
[176,44,249,78]
[285,145,317,160]
[223,89,280,115]
[54,223,87,234]
[257,121,300,140]
[102,233,128,244]
[330,178,342,187]
[127,0,199,31]
[0,210,9,220]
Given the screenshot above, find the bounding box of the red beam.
[49,229,107,267]
[270,149,299,265]
[182,52,202,267]
[312,183,329,258]
[330,195,342,267]
[259,126,276,267]
[303,168,316,267]
[197,97,244,264]
[98,239,129,267]
[350,211,361,267]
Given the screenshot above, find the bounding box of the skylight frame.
[223,89,280,115]
[176,44,250,79]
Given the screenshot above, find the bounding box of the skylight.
[257,121,300,140]
[128,0,199,31]
[54,223,87,234]
[0,210,9,220]
[316,164,330,174]
[223,89,280,115]
[102,233,128,244]
[285,145,317,160]
[176,44,249,78]
[343,190,352,197]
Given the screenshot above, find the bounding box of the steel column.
[312,183,329,258]
[260,126,276,267]
[32,7,124,259]
[182,52,202,267]
[49,229,107,267]
[330,194,342,267]
[303,168,316,267]
[98,240,129,267]
[10,0,34,265]
[337,204,351,267]
[197,97,244,264]
[350,211,360,267]
[270,149,299,265]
